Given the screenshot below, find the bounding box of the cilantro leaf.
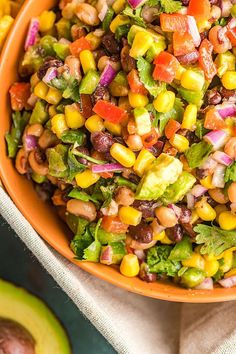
[67,147,86,181]
[68,189,100,205]
[83,219,102,262]
[195,120,208,140]
[61,130,86,145]
[160,0,182,14]
[185,141,213,169]
[194,224,236,256]
[123,6,146,28]
[146,0,160,6]
[224,162,236,183]
[147,245,181,276]
[100,185,116,208]
[47,144,69,178]
[70,227,93,259]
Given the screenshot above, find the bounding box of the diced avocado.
[168,236,193,262]
[127,25,165,45]
[56,18,72,40]
[79,70,100,94]
[110,241,127,264]
[146,41,166,63]
[39,35,57,56]
[133,107,151,136]
[0,279,71,353]
[89,224,126,245]
[215,51,236,77]
[178,87,204,107]
[29,100,49,125]
[135,153,183,200]
[53,42,70,60]
[161,172,196,205]
[46,144,68,178]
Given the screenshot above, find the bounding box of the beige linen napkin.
[0,186,235,354]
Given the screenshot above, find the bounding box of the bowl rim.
[1,0,236,303]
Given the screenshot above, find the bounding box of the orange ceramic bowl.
[0,0,235,303]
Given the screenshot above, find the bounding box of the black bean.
[181,0,190,5]
[129,222,153,243]
[139,263,157,283]
[148,140,164,157]
[102,33,120,54]
[220,87,236,100]
[132,200,159,218]
[207,88,222,105]
[92,85,110,103]
[207,195,217,208]
[166,224,183,243]
[90,132,114,153]
[37,58,63,80]
[178,206,192,224]
[181,222,196,239]
[34,149,46,164]
[196,168,208,180]
[120,45,136,72]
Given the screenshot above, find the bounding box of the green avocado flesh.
[0,280,71,354]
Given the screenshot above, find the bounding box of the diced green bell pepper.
[127,25,165,45]
[39,35,57,56]
[29,100,49,125]
[79,70,100,94]
[102,7,115,32]
[133,107,152,136]
[53,42,70,60]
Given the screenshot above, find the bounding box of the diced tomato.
[160,14,188,32]
[232,125,236,137]
[142,129,159,148]
[188,0,211,22]
[204,108,226,130]
[9,82,31,111]
[99,172,114,179]
[69,36,91,57]
[164,119,181,139]
[127,69,148,95]
[153,52,180,83]
[199,39,217,80]
[227,27,236,47]
[173,32,195,57]
[93,100,128,124]
[101,216,128,234]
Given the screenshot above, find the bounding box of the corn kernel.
[34,81,49,100]
[0,15,14,50]
[181,70,205,91]
[110,15,130,33]
[48,105,57,117]
[51,114,68,138]
[169,134,189,153]
[190,209,199,224]
[45,87,62,105]
[128,91,149,108]
[182,252,205,270]
[120,254,140,277]
[204,259,219,277]
[30,73,40,88]
[224,267,236,278]
[129,31,154,59]
[197,20,211,32]
[119,206,142,226]
[85,114,104,133]
[133,149,155,177]
[160,234,173,244]
[215,204,228,224]
[153,230,166,241]
[221,71,236,90]
[39,10,56,32]
[104,121,121,136]
[85,33,102,50]
[110,143,136,168]
[112,0,126,13]
[75,169,100,188]
[218,211,236,230]
[204,253,217,261]
[79,49,96,74]
[175,65,186,80]
[182,104,197,130]
[220,250,233,273]
[65,105,85,129]
[153,91,175,113]
[200,175,214,189]
[195,198,216,221]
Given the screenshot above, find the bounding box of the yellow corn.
[75,169,100,188]
[128,91,149,108]
[197,20,211,32]
[39,10,56,32]
[153,91,175,113]
[65,105,85,129]
[85,33,102,50]
[120,254,140,277]
[181,104,197,130]
[110,143,136,168]
[79,49,96,74]
[160,234,174,245]
[221,71,236,90]
[182,252,205,270]
[85,114,104,133]
[181,70,205,91]
[110,15,130,33]
[169,134,189,153]
[204,259,219,277]
[0,0,10,17]
[51,114,68,138]
[195,198,216,221]
[104,121,121,136]
[30,73,40,88]
[48,105,57,118]
[200,175,214,189]
[215,204,228,224]
[190,209,199,224]
[224,267,236,278]
[34,81,49,100]
[220,250,233,273]
[153,230,166,241]
[218,211,236,230]
[45,87,62,105]
[118,206,142,226]
[129,31,154,59]
[112,0,126,13]
[0,15,14,49]
[175,65,186,80]
[133,149,155,177]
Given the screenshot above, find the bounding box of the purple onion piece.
[42,67,58,84]
[99,64,116,87]
[91,163,124,173]
[100,246,113,265]
[219,275,236,288]
[187,16,201,47]
[24,18,40,51]
[217,104,236,118]
[203,130,229,151]
[191,184,207,198]
[24,135,38,151]
[167,204,182,219]
[127,0,146,9]
[212,151,233,166]
[195,278,214,290]
[187,193,195,209]
[212,164,226,188]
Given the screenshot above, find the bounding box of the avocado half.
[0,279,71,354]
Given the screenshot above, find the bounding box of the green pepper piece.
[102,7,115,32]
[61,130,86,145]
[79,70,100,94]
[169,236,193,262]
[29,100,49,125]
[39,35,57,56]
[89,224,126,245]
[178,87,204,106]
[56,18,72,40]
[31,173,47,184]
[180,268,205,288]
[53,43,70,60]
[46,144,68,178]
[115,24,130,41]
[146,41,166,63]
[115,176,137,191]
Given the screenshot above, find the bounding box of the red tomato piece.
[101,216,128,234]
[69,36,91,57]
[160,14,188,32]
[93,100,128,124]
[199,39,217,80]
[173,32,195,57]
[204,108,226,130]
[153,52,180,83]
[99,171,114,179]
[9,82,31,111]
[164,119,181,139]
[142,129,159,148]
[227,27,236,46]
[127,69,148,95]
[188,0,211,21]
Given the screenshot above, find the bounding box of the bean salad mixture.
[6,0,236,289]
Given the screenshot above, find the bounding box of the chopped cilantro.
[224,162,236,183]
[159,0,182,14]
[147,245,181,276]
[185,141,213,169]
[123,6,146,28]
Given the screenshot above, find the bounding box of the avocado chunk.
[127,25,166,45]
[135,153,183,200]
[168,236,193,262]
[0,280,71,354]
[161,171,196,205]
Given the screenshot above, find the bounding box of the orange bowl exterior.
[0,0,235,303]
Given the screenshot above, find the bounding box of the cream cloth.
[0,186,235,354]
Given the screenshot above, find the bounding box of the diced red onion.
[98,2,109,21]
[200,156,218,172]
[212,164,226,188]
[203,130,229,151]
[191,184,207,197]
[99,64,116,87]
[212,151,233,166]
[127,0,147,9]
[168,204,182,219]
[230,203,236,214]
[100,246,113,265]
[42,67,58,84]
[27,93,38,107]
[195,278,214,290]
[130,239,157,250]
[227,17,236,28]
[176,50,199,65]
[91,163,124,173]
[24,18,39,51]
[59,38,71,44]
[134,249,146,261]
[24,135,38,151]
[187,192,195,209]
[220,0,233,17]
[219,275,236,288]
[217,25,228,44]
[217,104,236,118]
[187,16,201,47]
